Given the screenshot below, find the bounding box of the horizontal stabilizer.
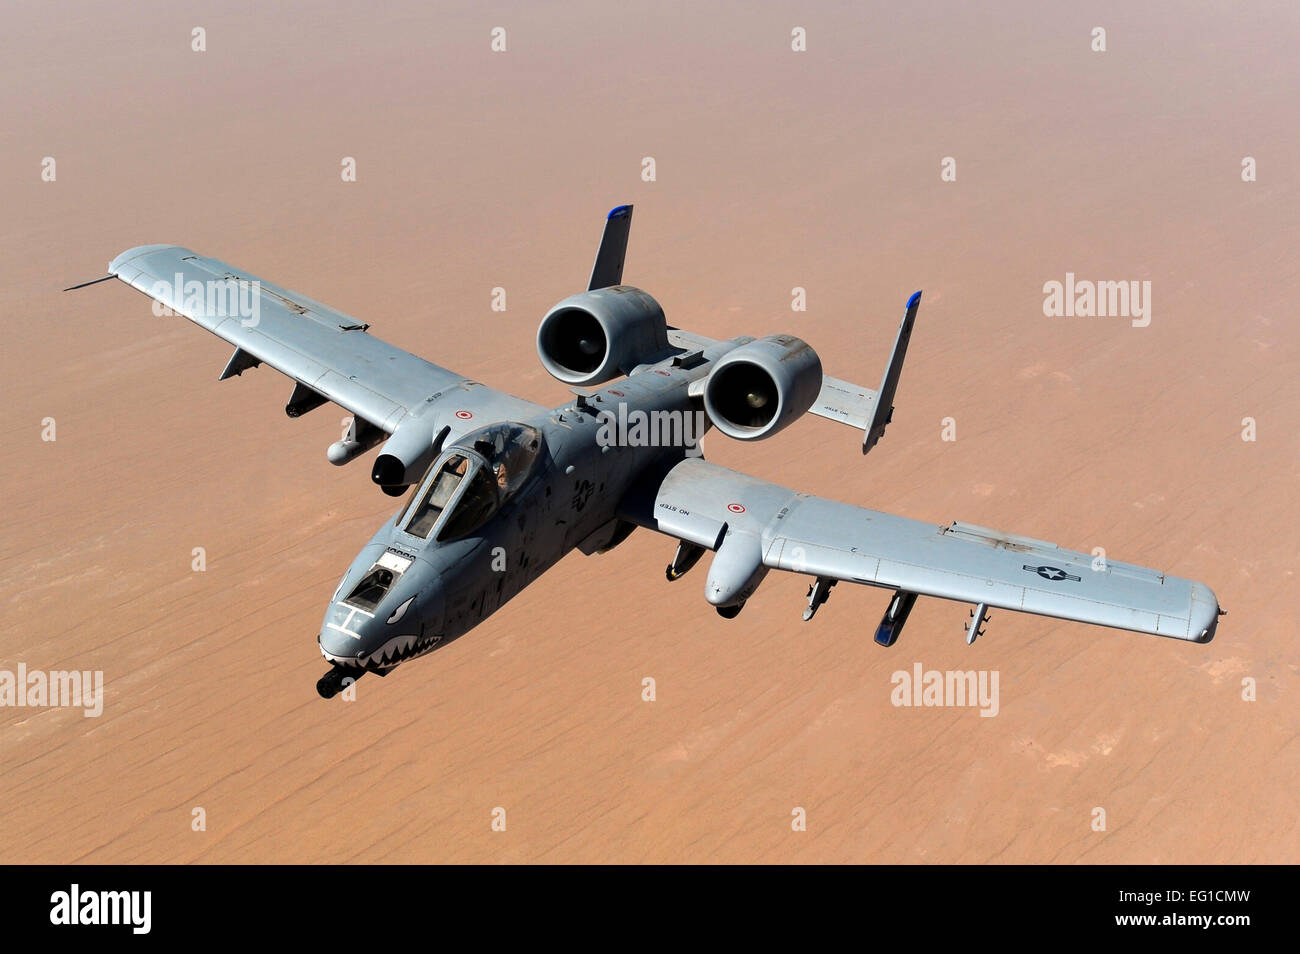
[804,290,922,455]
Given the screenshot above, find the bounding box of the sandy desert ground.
[1,0,1296,863]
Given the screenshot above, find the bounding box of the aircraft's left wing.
[621,457,1222,643]
[104,245,543,436]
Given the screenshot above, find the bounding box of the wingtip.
[607,204,633,220]
[907,290,923,309]
[1188,581,1221,643]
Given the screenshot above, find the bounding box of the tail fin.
[588,204,633,290]
[862,290,921,454]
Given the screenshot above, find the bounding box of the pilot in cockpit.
[399,424,544,542]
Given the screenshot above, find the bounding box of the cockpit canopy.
[396,422,545,543]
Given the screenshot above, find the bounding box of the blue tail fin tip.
[608,204,633,220]
[907,290,922,309]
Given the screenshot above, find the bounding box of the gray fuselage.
[317,340,733,676]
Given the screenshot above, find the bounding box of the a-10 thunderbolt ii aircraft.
[84,205,1222,698]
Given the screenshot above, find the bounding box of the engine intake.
[703,335,822,440]
[537,286,669,386]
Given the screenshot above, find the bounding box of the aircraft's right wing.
[104,244,544,437]
[622,456,1222,643]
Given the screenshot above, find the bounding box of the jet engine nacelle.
[537,286,670,386]
[703,334,823,441]
[371,417,449,493]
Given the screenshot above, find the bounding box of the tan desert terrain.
[1,0,1295,863]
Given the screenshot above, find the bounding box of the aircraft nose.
[319,603,370,667]
[318,589,446,670]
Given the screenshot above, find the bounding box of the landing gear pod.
[705,532,768,613]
